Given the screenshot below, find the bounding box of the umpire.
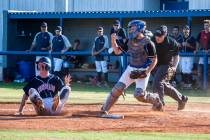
[152,25,188,110]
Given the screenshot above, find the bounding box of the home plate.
[100,114,124,119]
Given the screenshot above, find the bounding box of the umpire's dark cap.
[155,25,167,37]
[41,22,47,27]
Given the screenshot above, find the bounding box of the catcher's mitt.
[130,70,147,79]
[166,67,176,81]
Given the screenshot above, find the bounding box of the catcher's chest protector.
[127,37,150,66]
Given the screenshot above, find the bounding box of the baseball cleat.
[152,95,164,111]
[178,95,188,110]
[31,96,46,115]
[52,95,60,112]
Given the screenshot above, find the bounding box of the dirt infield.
[0,103,210,134]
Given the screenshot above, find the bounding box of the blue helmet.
[127,20,146,39]
[36,57,51,71]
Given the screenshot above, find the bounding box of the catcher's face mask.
[128,25,139,39]
[127,20,146,39]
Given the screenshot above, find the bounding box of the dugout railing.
[0,51,209,90]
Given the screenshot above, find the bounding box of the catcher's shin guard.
[101,82,126,113]
[134,88,163,111]
[28,88,46,115]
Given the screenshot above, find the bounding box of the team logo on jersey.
[37,83,55,93]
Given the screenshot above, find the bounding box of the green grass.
[0,82,210,104]
[0,130,209,140]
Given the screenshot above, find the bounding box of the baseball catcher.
[101,20,163,117]
[15,57,71,115]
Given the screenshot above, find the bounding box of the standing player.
[92,27,109,87]
[52,26,71,76]
[27,22,53,76]
[110,20,128,71]
[101,20,163,116]
[152,25,188,110]
[170,26,183,45]
[170,26,183,87]
[180,25,196,88]
[110,20,127,52]
[15,57,71,115]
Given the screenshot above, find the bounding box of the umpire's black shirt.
[152,36,179,66]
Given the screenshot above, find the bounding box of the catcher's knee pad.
[59,86,71,101]
[134,88,161,105]
[101,82,126,112]
[111,82,126,97]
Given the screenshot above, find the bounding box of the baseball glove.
[130,70,147,79]
[166,67,176,81]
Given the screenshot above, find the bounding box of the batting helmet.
[127,20,146,39]
[36,57,51,71]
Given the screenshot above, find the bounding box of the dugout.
[2,10,210,83]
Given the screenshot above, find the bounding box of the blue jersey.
[23,74,64,99]
[94,36,107,61]
[35,32,51,51]
[52,35,65,58]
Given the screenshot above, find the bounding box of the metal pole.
[187,16,192,34]
[203,52,208,90]
[59,18,63,28]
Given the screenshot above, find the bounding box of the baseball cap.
[55,26,62,32]
[183,25,190,30]
[97,26,104,31]
[41,22,47,27]
[155,25,167,37]
[113,20,120,26]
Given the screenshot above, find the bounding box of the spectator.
[180,25,196,89]
[197,19,210,88]
[52,26,71,76]
[92,27,109,87]
[27,22,53,76]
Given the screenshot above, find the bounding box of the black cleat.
[178,96,188,110]
[152,95,164,112]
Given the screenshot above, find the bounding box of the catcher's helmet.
[36,57,51,71]
[127,20,146,39]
